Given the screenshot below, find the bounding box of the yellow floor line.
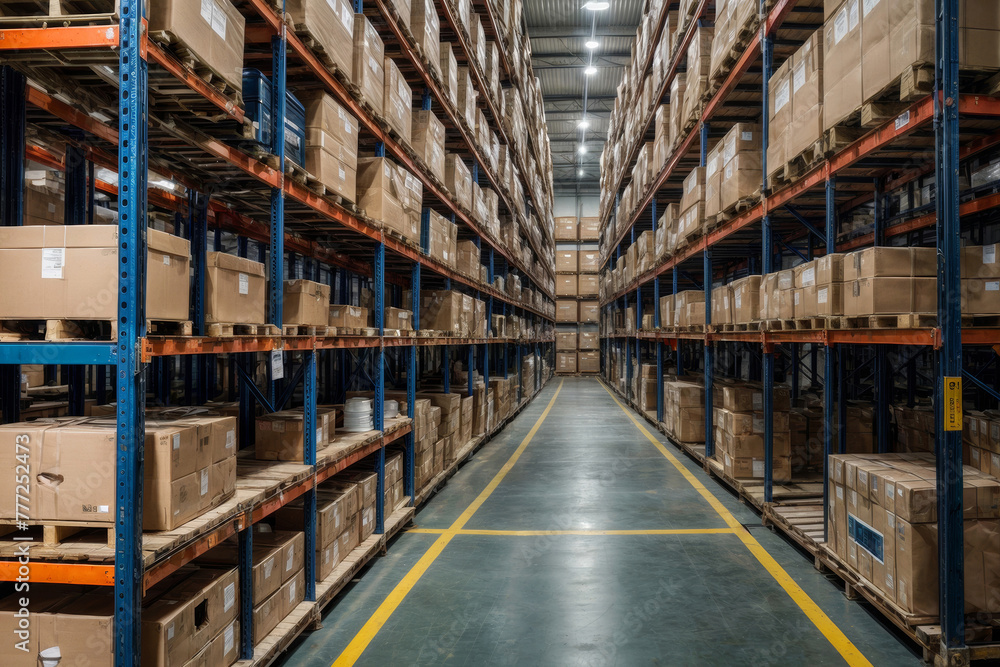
[407,527,733,536]
[600,382,873,667]
[332,380,565,666]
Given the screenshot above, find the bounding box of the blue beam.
[782,205,827,245]
[303,350,317,600]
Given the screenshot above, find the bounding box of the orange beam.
[0,25,118,50]
[145,39,244,123]
[0,560,114,586]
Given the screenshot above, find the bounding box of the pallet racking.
[598,0,1000,663]
[0,0,555,663]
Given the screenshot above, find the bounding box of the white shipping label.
[98,505,109,513]
[895,110,910,130]
[339,166,346,181]
[200,469,209,496]
[211,6,227,39]
[167,623,175,641]
[794,292,801,305]
[818,287,828,304]
[173,434,181,450]
[41,247,65,279]
[985,246,997,264]
[286,545,294,571]
[837,486,844,499]
[224,624,234,654]
[163,255,171,266]
[863,0,880,16]
[200,0,214,23]
[238,272,249,294]
[803,267,815,286]
[342,6,353,30]
[224,583,235,612]
[289,580,297,602]
[324,547,330,564]
[226,430,235,449]
[264,556,274,578]
[752,459,765,478]
[741,131,753,142]
[271,350,284,380]
[834,8,849,43]
[849,0,860,29]
[316,427,322,444]
[987,281,1000,292]
[793,61,807,93]
[775,80,790,113]
[735,292,742,309]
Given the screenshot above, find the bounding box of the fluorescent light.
[585,39,599,49]
[578,145,587,154]
[578,169,585,177]
[577,119,590,129]
[583,1,609,10]
[584,65,598,75]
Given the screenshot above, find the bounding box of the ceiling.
[523,0,645,192]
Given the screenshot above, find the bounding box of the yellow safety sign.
[943,377,963,431]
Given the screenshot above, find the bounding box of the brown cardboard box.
[357,158,413,240]
[788,29,825,160]
[556,331,577,351]
[962,244,1000,278]
[23,182,64,225]
[283,280,330,326]
[352,15,384,114]
[279,569,306,618]
[579,331,599,350]
[845,277,937,315]
[383,57,412,145]
[412,110,446,182]
[385,307,413,330]
[579,301,599,323]
[816,283,844,316]
[439,42,459,107]
[704,141,724,218]
[578,351,599,373]
[287,0,354,76]
[305,145,358,202]
[255,411,314,461]
[556,353,577,374]
[731,275,762,323]
[149,0,245,92]
[199,541,283,605]
[445,154,472,210]
[680,167,706,213]
[206,252,266,324]
[579,250,600,273]
[329,304,369,328]
[554,216,578,241]
[720,152,761,212]
[253,590,282,644]
[427,209,457,268]
[411,0,441,79]
[556,300,578,323]
[556,250,579,273]
[844,247,936,280]
[962,279,1000,314]
[421,290,470,333]
[0,226,191,321]
[579,217,600,241]
[578,274,599,296]
[823,0,863,130]
[556,275,578,297]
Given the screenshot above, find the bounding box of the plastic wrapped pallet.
[149,0,245,92]
[427,209,458,269]
[283,279,331,326]
[445,153,472,210]
[681,27,713,127]
[286,0,354,76]
[668,72,687,149]
[303,92,359,202]
[383,57,412,145]
[412,110,446,182]
[352,15,384,115]
[456,67,478,129]
[439,42,459,108]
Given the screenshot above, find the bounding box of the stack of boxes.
[964,410,1000,479]
[827,453,1000,616]
[419,289,486,337]
[554,216,600,374]
[664,380,705,445]
[356,157,423,244]
[303,92,360,203]
[712,381,792,482]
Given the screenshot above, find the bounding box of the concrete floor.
[277,377,920,666]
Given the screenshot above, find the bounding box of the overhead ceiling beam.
[525,25,638,38]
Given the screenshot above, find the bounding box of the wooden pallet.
[206,322,281,338]
[0,318,118,341]
[281,324,332,337]
[148,32,243,107]
[147,319,193,336]
[0,520,115,548]
[0,0,117,26]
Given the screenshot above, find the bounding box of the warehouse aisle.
[278,377,919,666]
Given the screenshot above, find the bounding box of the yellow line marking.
[332,380,565,666]
[406,527,733,536]
[600,381,873,667]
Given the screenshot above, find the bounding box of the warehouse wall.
[554,195,599,220]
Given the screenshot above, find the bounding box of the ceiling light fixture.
[578,145,587,154]
[583,1,609,10]
[584,65,597,75]
[577,119,590,129]
[578,169,585,177]
[585,39,599,49]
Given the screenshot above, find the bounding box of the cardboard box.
[287,0,354,76]
[411,0,441,79]
[845,277,937,316]
[788,29,824,160]
[412,110,446,182]
[556,274,578,297]
[383,57,412,144]
[578,274,599,296]
[554,216,578,241]
[556,250,579,273]
[255,411,317,461]
[283,279,330,326]
[421,290,471,333]
[579,300,599,323]
[0,226,191,321]
[357,158,414,240]
[149,0,245,92]
[578,250,599,273]
[823,0,862,130]
[557,352,577,373]
[206,252,266,324]
[556,331,577,351]
[329,304,369,328]
[556,300,578,323]
[731,275,762,323]
[352,15,384,114]
[578,351,600,373]
[445,154,472,210]
[385,306,413,330]
[579,217,600,241]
